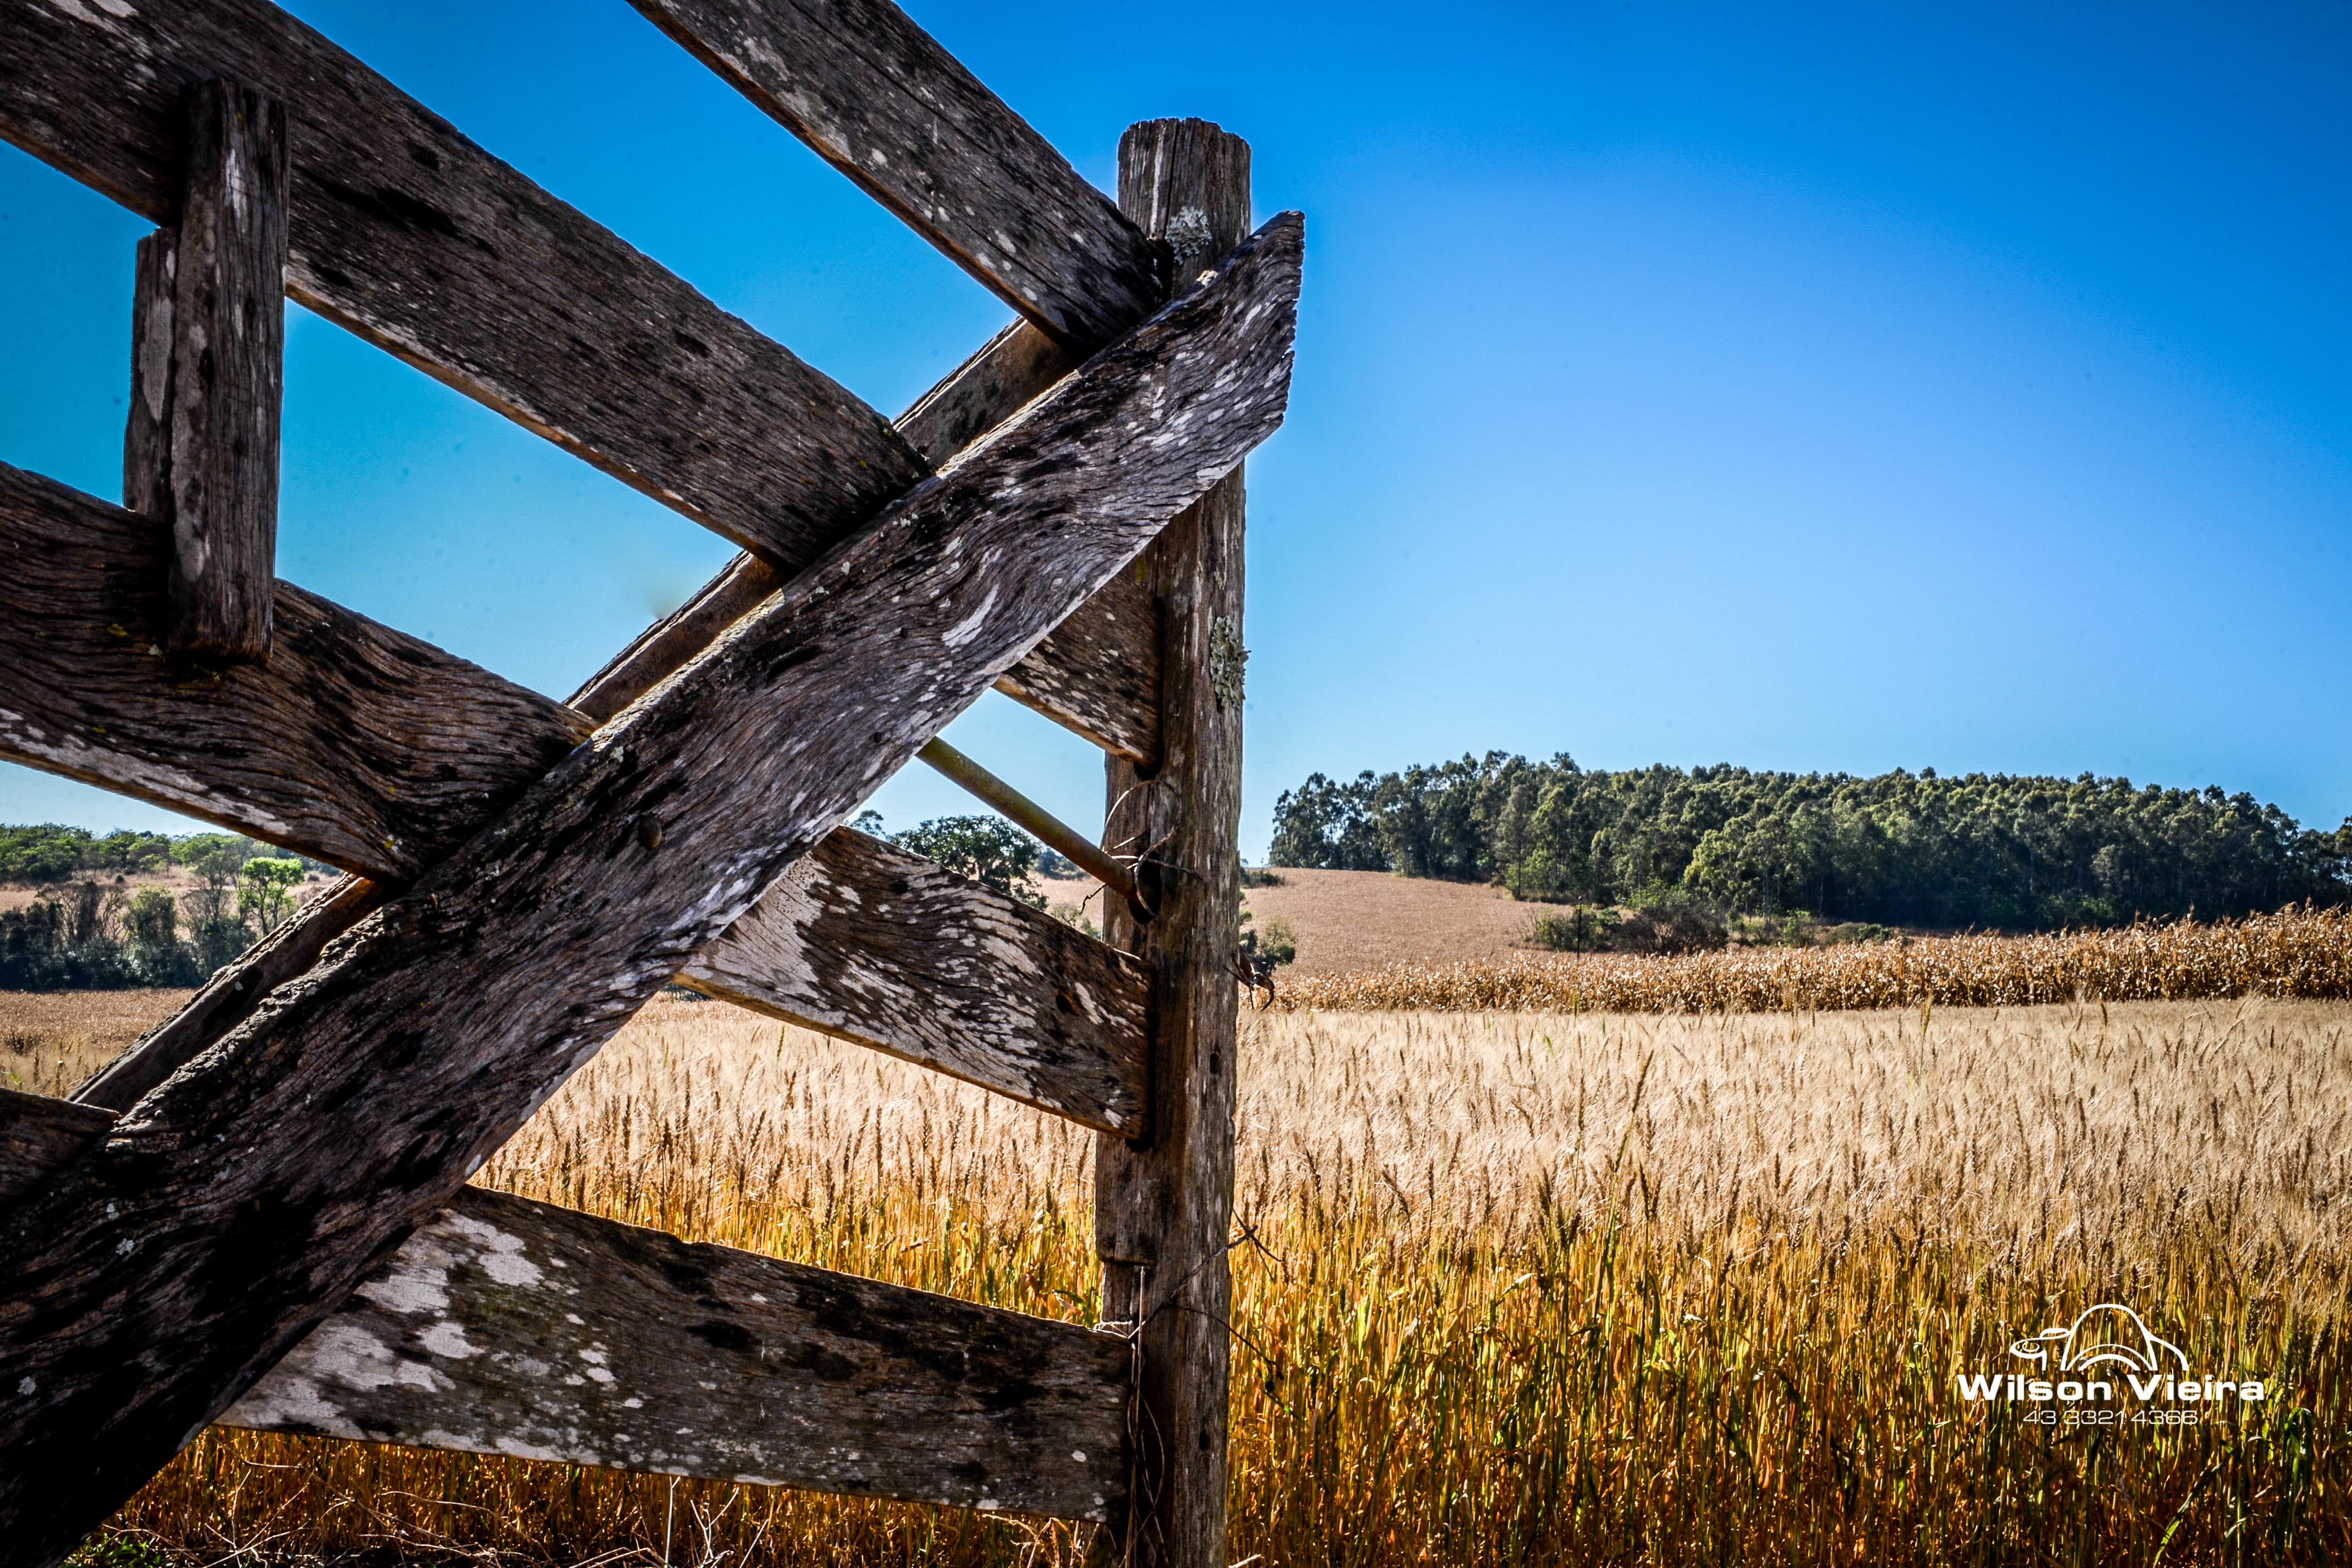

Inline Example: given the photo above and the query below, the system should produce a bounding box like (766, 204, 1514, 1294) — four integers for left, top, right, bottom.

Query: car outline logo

(2009, 1302, 2188, 1375)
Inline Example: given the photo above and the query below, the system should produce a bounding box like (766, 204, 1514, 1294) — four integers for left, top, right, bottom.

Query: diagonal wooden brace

(0, 210, 1299, 1566)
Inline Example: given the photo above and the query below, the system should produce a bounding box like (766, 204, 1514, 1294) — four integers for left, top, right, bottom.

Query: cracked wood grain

(0, 1093, 111, 1208)
(629, 0, 1161, 353)
(0, 211, 1297, 1563)
(153, 77, 290, 662)
(0, 1094, 1128, 1520)
(0, 0, 923, 567)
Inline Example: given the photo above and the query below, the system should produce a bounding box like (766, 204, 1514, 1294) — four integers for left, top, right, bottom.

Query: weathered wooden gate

(0, 3, 1299, 1564)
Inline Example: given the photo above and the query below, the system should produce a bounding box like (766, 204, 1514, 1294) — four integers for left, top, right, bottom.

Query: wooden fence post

(1096, 117, 1252, 1568)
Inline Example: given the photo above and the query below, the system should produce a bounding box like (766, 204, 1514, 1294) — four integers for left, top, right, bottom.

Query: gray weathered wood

(1093, 118, 1256, 1568)
(900, 321, 1078, 466)
(573, 318, 1089, 726)
(0, 214, 1297, 1566)
(683, 828, 1147, 1133)
(0, 1094, 1128, 1518)
(0, 460, 593, 881)
(0, 0, 924, 568)
(162, 77, 290, 662)
(227, 1189, 1132, 1520)
(999, 559, 1160, 767)
(123, 228, 175, 521)
(0, 1092, 112, 1206)
(629, 0, 1160, 352)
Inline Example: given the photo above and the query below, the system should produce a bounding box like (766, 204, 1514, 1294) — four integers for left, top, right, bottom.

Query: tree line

(1269, 756, 2352, 930)
(0, 825, 326, 989)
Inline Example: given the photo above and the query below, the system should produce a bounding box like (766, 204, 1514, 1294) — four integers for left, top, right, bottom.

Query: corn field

(33, 989, 2340, 1566)
(1280, 905, 2352, 1015)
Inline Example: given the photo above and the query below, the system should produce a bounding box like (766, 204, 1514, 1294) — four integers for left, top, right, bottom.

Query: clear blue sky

(4, 1, 2348, 862)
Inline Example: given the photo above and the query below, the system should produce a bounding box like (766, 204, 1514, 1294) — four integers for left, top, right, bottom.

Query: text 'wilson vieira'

(1953, 1303, 2265, 1404)
(1956, 1373, 2266, 1404)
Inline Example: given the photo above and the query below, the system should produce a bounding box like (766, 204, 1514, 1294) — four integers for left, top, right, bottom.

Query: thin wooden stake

(152, 76, 289, 661)
(918, 737, 1140, 911)
(1093, 117, 1255, 1568)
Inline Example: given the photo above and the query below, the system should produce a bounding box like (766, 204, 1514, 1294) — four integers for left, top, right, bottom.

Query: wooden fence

(0, 4, 1301, 1565)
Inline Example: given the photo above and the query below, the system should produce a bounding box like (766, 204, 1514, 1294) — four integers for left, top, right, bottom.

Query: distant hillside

(1271, 757, 2352, 931)
(1237, 869, 1587, 976)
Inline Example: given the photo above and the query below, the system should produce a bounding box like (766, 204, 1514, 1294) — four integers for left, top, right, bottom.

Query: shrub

(68, 1536, 175, 1568)
(1505, 850, 1583, 903)
(1731, 909, 1817, 948)
(1617, 892, 1730, 954)
(1240, 908, 1296, 969)
(1529, 905, 1618, 952)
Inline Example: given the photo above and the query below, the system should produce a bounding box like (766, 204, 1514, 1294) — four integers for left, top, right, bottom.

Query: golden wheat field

(8, 982, 2347, 1566)
(1281, 905, 2352, 1015)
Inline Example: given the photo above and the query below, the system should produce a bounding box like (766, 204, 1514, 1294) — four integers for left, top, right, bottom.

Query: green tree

(892, 815, 1045, 907)
(176, 833, 251, 924)
(125, 887, 178, 949)
(238, 856, 305, 932)
(0, 825, 97, 885)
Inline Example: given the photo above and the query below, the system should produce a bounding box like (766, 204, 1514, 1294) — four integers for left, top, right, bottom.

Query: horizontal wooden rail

(0, 460, 592, 881)
(630, 0, 1162, 354)
(0, 0, 924, 569)
(685, 829, 1146, 1129)
(0, 1089, 1128, 1520)
(0, 211, 1299, 1560)
(0, 466, 1146, 1132)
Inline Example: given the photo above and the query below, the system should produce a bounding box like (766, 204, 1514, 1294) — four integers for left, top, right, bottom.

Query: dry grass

(1238, 867, 1583, 975)
(0, 988, 2328, 1565)
(1282, 904, 2352, 1015)
(0, 987, 192, 1094)
(1040, 867, 1586, 976)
